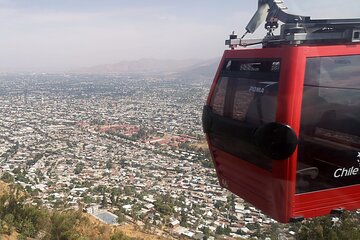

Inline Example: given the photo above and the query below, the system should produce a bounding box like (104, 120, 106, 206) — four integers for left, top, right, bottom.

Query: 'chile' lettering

(334, 167, 359, 178)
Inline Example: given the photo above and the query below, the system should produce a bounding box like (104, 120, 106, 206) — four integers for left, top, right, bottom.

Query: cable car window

(232, 83, 253, 121)
(297, 55, 360, 194)
(208, 59, 281, 171)
(305, 55, 360, 88)
(210, 77, 228, 116)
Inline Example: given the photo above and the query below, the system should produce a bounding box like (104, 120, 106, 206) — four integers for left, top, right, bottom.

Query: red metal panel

(223, 47, 286, 59)
(273, 46, 307, 222)
(293, 185, 360, 218)
(302, 44, 360, 58)
(212, 147, 275, 217)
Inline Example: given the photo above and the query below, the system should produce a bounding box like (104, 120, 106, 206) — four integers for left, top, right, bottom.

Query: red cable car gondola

(203, 0, 360, 223)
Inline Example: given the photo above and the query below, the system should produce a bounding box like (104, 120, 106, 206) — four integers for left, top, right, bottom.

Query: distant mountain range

(72, 58, 219, 83)
(169, 58, 219, 82)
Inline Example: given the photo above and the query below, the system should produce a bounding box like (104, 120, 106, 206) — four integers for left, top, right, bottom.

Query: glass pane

(305, 55, 360, 88)
(210, 77, 228, 116)
(208, 59, 280, 171)
(236, 81, 278, 124)
(297, 56, 360, 194)
(232, 80, 253, 121)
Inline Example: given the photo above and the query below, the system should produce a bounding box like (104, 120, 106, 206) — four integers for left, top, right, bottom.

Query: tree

(20, 219, 37, 237)
(106, 159, 113, 169)
(214, 201, 224, 210)
(1, 172, 14, 183)
(201, 226, 211, 239)
(116, 212, 126, 224)
(110, 191, 116, 205)
(49, 211, 84, 240)
(35, 169, 44, 181)
(101, 194, 108, 208)
(124, 186, 133, 196)
(33, 153, 43, 161)
(4, 213, 15, 227)
(143, 218, 151, 232)
(201, 159, 214, 168)
(74, 163, 85, 174)
(154, 201, 173, 216)
(93, 185, 107, 194)
(215, 226, 224, 235)
(83, 195, 93, 204)
(17, 234, 27, 240)
(215, 226, 231, 236)
(296, 212, 360, 240)
(180, 209, 188, 227)
(110, 230, 133, 240)
(0, 192, 50, 238)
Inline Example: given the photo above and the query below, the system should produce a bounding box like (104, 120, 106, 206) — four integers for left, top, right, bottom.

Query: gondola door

(293, 45, 360, 219)
(203, 47, 303, 222)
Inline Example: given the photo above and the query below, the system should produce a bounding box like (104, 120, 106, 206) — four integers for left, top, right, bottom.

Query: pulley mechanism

(226, 0, 360, 48)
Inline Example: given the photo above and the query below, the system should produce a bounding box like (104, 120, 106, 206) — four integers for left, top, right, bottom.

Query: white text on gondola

(334, 167, 359, 178)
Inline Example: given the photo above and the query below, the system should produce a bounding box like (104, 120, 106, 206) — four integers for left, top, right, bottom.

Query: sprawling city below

(0, 73, 294, 239)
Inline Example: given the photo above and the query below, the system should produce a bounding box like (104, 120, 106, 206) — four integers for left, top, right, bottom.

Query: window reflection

(297, 56, 360, 194)
(209, 60, 280, 171)
(211, 77, 228, 116)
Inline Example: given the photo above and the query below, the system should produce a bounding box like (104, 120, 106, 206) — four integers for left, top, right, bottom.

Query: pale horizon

(0, 0, 359, 72)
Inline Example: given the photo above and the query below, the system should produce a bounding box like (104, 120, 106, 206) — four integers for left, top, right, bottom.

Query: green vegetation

(215, 225, 231, 236)
(0, 172, 14, 183)
(74, 162, 85, 174)
(0, 181, 137, 240)
(154, 193, 174, 217)
(0, 184, 49, 238)
(110, 231, 136, 240)
(294, 212, 360, 240)
(262, 212, 360, 240)
(26, 153, 44, 166)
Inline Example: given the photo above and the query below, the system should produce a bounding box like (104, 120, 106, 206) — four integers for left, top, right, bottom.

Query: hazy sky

(0, 0, 359, 72)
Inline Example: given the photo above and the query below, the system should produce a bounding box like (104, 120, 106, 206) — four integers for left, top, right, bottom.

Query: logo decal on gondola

(333, 152, 360, 178)
(249, 86, 265, 94)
